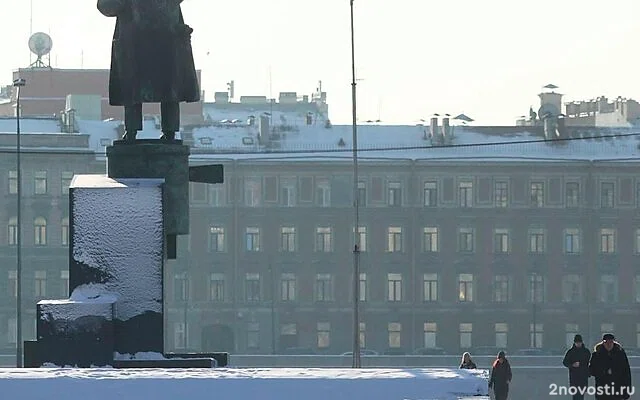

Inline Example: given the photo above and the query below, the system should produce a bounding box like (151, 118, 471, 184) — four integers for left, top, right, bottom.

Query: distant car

(412, 347, 447, 355)
(513, 348, 551, 356)
(382, 348, 406, 356)
(341, 349, 379, 356)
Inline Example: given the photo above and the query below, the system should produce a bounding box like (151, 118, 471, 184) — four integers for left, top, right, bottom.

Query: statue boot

(122, 131, 137, 142)
(160, 131, 176, 141)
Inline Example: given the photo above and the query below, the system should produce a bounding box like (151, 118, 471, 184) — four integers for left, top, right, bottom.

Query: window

(494, 181, 508, 207)
(359, 273, 367, 302)
(527, 273, 545, 303)
(281, 273, 296, 301)
(388, 182, 402, 206)
(565, 323, 579, 347)
(458, 227, 474, 252)
(244, 178, 262, 207)
(208, 226, 225, 252)
(174, 272, 188, 301)
(245, 273, 261, 302)
(315, 227, 333, 252)
(458, 274, 473, 302)
(61, 217, 69, 246)
(424, 322, 437, 348)
(387, 273, 402, 302)
(299, 177, 313, 202)
(316, 179, 331, 207)
(209, 186, 224, 207)
(8, 318, 16, 344)
(34, 171, 47, 194)
(317, 322, 331, 348)
(530, 324, 543, 348)
(494, 229, 509, 253)
(635, 229, 640, 254)
(423, 227, 438, 252)
(460, 323, 472, 349)
(209, 273, 225, 301)
(353, 226, 367, 252)
(280, 183, 296, 207)
(34, 217, 47, 245)
(564, 228, 581, 254)
(562, 275, 583, 303)
(388, 322, 402, 348)
(246, 227, 260, 251)
(601, 182, 615, 208)
(637, 323, 640, 349)
(359, 322, 366, 348)
(8, 216, 17, 246)
(424, 181, 437, 207)
(528, 228, 545, 253)
(280, 227, 296, 252)
(61, 171, 73, 195)
(598, 275, 618, 303)
(247, 322, 260, 349)
(530, 182, 544, 207)
(60, 270, 69, 297)
(423, 273, 438, 302)
(357, 181, 366, 206)
(601, 323, 614, 342)
(495, 323, 508, 349)
(174, 322, 186, 349)
(190, 183, 207, 203)
(8, 170, 17, 194)
(8, 270, 16, 298)
(600, 228, 615, 253)
(635, 275, 640, 303)
(459, 181, 473, 207)
(315, 273, 333, 301)
(387, 227, 403, 252)
(493, 275, 510, 303)
(34, 270, 46, 297)
(566, 182, 579, 207)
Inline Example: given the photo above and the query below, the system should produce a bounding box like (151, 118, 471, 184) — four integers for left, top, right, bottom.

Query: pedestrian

(562, 334, 591, 400)
(588, 333, 632, 400)
(459, 351, 477, 369)
(488, 350, 512, 400)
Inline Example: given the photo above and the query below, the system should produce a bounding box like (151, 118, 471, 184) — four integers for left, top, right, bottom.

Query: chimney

(430, 117, 438, 140)
(258, 114, 270, 144)
(306, 113, 313, 125)
(442, 117, 450, 138)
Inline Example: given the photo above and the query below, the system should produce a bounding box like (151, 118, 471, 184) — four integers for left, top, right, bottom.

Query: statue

(97, 0, 200, 142)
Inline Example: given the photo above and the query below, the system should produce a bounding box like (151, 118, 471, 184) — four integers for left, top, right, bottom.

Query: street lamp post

(13, 77, 26, 368)
(349, 0, 361, 369)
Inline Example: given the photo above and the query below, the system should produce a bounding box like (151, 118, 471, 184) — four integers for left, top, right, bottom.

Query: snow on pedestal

(68, 175, 165, 356)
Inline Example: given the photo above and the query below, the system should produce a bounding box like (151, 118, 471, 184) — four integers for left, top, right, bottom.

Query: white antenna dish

(28, 32, 53, 68)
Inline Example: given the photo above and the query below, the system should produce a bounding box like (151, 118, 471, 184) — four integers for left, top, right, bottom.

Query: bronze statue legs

(123, 102, 180, 141)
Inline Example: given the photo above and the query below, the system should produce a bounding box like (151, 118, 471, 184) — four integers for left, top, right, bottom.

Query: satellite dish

(28, 32, 53, 68)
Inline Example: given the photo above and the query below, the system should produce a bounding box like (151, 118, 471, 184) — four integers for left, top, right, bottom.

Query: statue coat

(97, 0, 200, 106)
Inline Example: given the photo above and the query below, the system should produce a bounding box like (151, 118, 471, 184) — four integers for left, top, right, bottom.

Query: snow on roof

(0, 367, 490, 399)
(0, 116, 61, 134)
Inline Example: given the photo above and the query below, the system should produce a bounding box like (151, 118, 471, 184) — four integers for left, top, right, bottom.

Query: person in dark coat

(589, 333, 632, 400)
(563, 334, 592, 400)
(488, 351, 512, 400)
(459, 351, 477, 369)
(97, 0, 200, 141)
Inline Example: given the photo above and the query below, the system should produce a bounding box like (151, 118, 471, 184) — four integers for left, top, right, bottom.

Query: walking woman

(459, 351, 477, 369)
(488, 351, 512, 400)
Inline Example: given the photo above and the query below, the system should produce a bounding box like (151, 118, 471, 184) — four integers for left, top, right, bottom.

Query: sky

(0, 366, 489, 399)
(1, 0, 639, 125)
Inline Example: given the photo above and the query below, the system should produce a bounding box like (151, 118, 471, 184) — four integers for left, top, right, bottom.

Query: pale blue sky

(2, 0, 639, 125)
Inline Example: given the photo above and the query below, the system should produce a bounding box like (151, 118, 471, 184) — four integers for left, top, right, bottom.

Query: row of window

(3, 270, 69, 299)
(207, 224, 629, 254)
(190, 176, 639, 209)
(171, 320, 640, 352)
(6, 170, 73, 196)
(4, 217, 69, 246)
(172, 272, 640, 304)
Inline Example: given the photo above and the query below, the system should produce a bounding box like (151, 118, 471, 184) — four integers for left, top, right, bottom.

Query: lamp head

(13, 78, 26, 87)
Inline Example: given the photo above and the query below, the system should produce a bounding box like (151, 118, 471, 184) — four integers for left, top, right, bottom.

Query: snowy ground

(0, 367, 489, 400)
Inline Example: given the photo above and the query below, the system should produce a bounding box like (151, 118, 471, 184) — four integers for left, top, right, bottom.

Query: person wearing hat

(562, 334, 591, 400)
(589, 333, 632, 400)
(488, 351, 512, 400)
